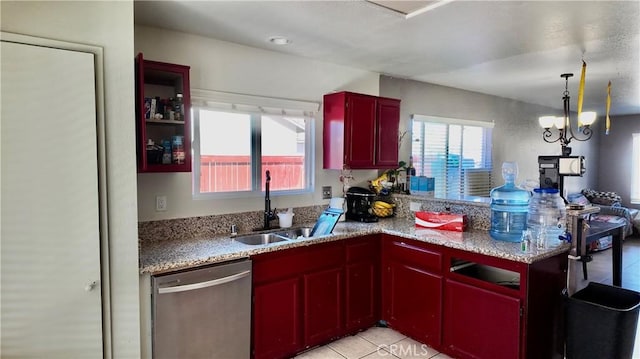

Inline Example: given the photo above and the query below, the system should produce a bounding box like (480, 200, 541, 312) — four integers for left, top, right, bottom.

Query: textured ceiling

(135, 0, 640, 116)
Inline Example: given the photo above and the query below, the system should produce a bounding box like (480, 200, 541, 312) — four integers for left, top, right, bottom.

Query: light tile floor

(296, 236, 640, 359)
(295, 326, 452, 359)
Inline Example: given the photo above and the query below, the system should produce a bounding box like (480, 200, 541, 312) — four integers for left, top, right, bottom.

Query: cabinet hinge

(520, 307, 524, 317)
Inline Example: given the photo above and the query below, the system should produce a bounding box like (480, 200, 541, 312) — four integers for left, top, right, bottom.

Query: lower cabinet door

(303, 267, 343, 348)
(385, 262, 443, 346)
(253, 277, 302, 359)
(443, 279, 521, 359)
(345, 261, 377, 332)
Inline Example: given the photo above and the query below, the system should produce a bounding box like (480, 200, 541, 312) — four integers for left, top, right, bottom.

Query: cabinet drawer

(252, 241, 343, 284)
(252, 246, 308, 284)
(305, 241, 344, 273)
(386, 239, 442, 273)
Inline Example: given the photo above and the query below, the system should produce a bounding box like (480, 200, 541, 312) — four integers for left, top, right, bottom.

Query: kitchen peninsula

(139, 214, 569, 359)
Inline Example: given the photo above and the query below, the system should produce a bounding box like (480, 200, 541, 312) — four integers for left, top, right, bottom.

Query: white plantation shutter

(632, 133, 640, 204)
(411, 115, 494, 198)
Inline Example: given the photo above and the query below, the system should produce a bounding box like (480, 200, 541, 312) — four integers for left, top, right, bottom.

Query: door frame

(0, 31, 111, 358)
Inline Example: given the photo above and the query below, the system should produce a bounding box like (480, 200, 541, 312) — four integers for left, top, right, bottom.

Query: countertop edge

(140, 220, 569, 275)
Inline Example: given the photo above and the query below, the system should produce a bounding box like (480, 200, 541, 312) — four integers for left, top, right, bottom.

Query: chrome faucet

(263, 170, 277, 230)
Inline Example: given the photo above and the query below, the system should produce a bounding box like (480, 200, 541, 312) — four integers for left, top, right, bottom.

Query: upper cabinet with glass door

(135, 53, 191, 172)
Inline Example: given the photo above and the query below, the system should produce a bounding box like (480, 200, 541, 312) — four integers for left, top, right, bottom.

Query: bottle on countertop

(489, 161, 530, 242)
(405, 155, 416, 194)
(521, 229, 532, 252)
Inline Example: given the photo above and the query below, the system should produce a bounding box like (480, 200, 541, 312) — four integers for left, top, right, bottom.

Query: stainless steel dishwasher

(152, 259, 252, 359)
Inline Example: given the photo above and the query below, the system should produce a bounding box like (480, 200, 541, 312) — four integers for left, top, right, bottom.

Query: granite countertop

(139, 218, 570, 275)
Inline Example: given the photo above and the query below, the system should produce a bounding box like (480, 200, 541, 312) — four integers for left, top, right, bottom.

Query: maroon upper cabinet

(135, 53, 192, 173)
(375, 97, 401, 168)
(323, 91, 400, 169)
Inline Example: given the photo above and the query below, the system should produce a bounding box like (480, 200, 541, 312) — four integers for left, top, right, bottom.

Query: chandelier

(539, 65, 597, 156)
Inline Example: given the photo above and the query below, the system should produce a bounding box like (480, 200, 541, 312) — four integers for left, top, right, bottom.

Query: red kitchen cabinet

(440, 248, 567, 359)
(252, 246, 307, 359)
(253, 278, 302, 359)
(443, 279, 521, 359)
(345, 236, 380, 333)
(385, 262, 443, 345)
(323, 91, 400, 169)
(382, 236, 443, 347)
(443, 251, 524, 359)
(251, 241, 345, 358)
(301, 241, 344, 348)
(135, 53, 191, 173)
(303, 267, 342, 347)
(251, 234, 567, 359)
(375, 97, 402, 168)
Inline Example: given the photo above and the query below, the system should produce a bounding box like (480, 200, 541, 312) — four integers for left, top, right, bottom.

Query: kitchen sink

(234, 227, 315, 245)
(234, 233, 289, 245)
(273, 227, 313, 240)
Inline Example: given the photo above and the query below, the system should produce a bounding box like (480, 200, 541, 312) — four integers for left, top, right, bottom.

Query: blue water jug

(490, 162, 530, 242)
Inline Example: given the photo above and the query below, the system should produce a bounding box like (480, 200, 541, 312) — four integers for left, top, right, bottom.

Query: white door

(1, 40, 103, 357)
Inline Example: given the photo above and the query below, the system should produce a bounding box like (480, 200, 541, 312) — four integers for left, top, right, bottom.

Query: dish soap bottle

(489, 161, 530, 242)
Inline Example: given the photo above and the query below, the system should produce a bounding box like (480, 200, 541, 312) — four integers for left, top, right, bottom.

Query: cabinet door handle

(158, 270, 251, 294)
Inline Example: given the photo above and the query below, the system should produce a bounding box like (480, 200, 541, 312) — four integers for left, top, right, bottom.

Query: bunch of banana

(369, 172, 393, 194)
(370, 172, 388, 194)
(372, 201, 395, 217)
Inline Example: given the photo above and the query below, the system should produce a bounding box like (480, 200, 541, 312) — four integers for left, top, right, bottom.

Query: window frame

(190, 89, 318, 200)
(410, 114, 494, 198)
(631, 133, 640, 204)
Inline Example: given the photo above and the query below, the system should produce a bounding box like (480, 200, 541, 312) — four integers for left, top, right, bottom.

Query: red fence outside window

(200, 155, 305, 192)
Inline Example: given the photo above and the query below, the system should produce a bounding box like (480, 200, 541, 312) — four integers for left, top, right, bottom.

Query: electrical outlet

(409, 201, 422, 212)
(322, 186, 332, 199)
(156, 195, 167, 212)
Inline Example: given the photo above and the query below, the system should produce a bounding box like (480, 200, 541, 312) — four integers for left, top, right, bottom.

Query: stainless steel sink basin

(273, 227, 313, 240)
(234, 233, 289, 245)
(233, 227, 315, 245)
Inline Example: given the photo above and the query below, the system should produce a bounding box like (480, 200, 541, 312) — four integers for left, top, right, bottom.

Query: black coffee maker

(345, 187, 378, 222)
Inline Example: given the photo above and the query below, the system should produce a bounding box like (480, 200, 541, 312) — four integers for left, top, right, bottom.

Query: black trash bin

(565, 282, 640, 359)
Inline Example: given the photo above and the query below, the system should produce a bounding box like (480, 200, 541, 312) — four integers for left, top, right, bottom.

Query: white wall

(1, 2, 140, 357)
(380, 76, 599, 196)
(135, 25, 381, 221)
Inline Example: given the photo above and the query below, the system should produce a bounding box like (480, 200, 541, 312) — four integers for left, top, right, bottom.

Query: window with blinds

(632, 133, 640, 204)
(411, 115, 494, 198)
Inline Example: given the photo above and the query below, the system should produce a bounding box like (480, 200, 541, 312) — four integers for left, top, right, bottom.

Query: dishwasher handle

(157, 270, 251, 294)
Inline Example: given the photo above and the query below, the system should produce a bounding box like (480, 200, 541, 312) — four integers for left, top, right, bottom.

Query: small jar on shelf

(174, 93, 183, 121)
